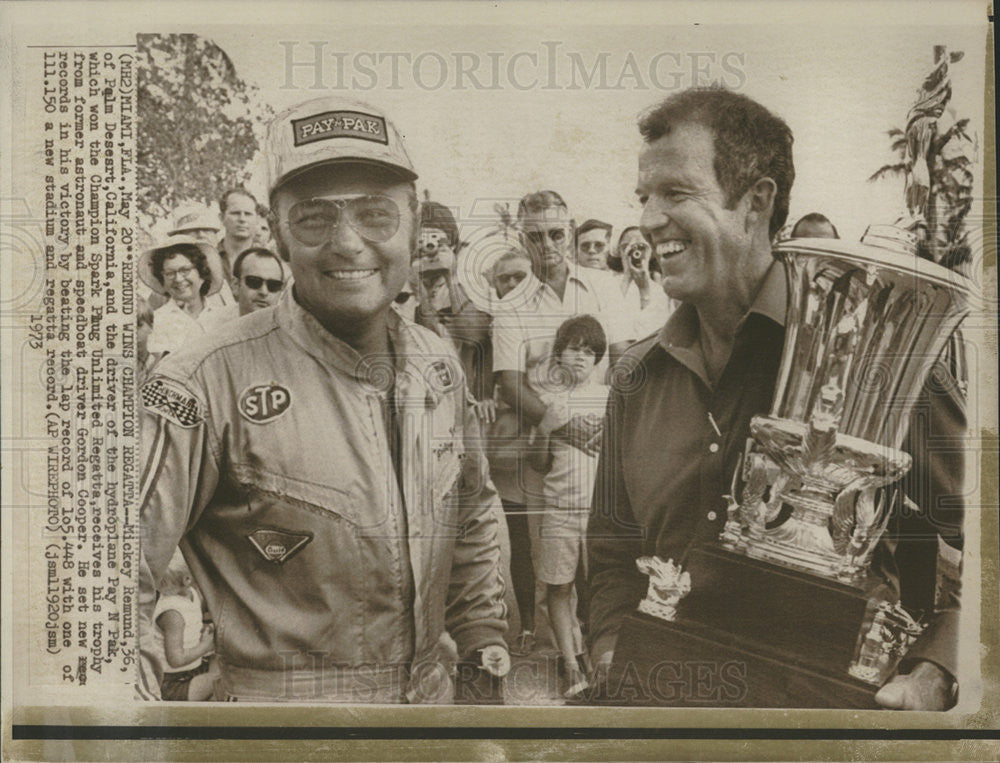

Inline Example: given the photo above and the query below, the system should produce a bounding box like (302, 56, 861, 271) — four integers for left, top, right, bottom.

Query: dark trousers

(501, 499, 535, 630)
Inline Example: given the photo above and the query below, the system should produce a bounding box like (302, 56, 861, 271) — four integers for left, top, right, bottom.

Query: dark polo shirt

(588, 261, 963, 679)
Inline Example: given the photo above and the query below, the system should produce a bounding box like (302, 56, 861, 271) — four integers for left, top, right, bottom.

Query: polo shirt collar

(746, 258, 788, 328)
(652, 259, 787, 384)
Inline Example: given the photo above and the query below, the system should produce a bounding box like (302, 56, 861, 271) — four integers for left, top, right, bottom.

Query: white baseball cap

(265, 96, 417, 196)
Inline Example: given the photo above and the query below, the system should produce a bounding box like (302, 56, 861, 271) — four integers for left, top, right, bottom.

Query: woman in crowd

(608, 226, 675, 339)
(139, 236, 237, 358)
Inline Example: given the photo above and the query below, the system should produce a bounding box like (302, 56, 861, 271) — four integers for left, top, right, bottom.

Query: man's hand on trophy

(875, 660, 956, 710)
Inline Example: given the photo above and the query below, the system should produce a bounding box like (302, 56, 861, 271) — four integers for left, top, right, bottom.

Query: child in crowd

(527, 315, 610, 699)
(153, 560, 218, 701)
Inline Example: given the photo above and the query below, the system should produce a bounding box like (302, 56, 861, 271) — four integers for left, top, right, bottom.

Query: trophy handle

(831, 487, 897, 582)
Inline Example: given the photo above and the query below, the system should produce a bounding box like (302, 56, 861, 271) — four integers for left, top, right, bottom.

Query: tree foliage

(137, 34, 272, 229)
(868, 49, 975, 270)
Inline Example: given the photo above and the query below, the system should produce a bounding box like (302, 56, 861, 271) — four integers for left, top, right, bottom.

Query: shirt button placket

(704, 409, 724, 530)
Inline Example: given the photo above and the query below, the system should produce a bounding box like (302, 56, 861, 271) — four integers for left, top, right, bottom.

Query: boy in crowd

(527, 315, 610, 699)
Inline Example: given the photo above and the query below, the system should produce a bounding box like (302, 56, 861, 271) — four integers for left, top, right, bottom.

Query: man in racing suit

(139, 96, 509, 702)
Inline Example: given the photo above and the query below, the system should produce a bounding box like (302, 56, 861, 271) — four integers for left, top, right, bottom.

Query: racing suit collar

(275, 288, 441, 406)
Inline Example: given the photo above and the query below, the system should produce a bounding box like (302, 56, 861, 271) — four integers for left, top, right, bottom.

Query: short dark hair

(791, 212, 839, 239)
(516, 190, 568, 223)
(638, 87, 795, 238)
(552, 314, 607, 365)
(150, 243, 213, 296)
(219, 187, 258, 214)
(233, 247, 284, 279)
(575, 218, 612, 246)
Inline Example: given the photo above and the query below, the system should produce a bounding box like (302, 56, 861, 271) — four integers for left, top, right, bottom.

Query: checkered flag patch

(140, 378, 204, 428)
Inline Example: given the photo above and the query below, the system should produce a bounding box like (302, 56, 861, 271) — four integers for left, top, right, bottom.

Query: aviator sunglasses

(284, 195, 401, 245)
(579, 240, 607, 254)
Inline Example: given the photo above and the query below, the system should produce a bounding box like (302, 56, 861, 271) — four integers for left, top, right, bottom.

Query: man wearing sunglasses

(493, 191, 632, 460)
(574, 219, 613, 271)
(140, 96, 509, 703)
(231, 247, 286, 316)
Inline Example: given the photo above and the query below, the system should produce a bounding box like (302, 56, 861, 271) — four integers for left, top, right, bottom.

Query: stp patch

(247, 529, 312, 564)
(239, 383, 291, 424)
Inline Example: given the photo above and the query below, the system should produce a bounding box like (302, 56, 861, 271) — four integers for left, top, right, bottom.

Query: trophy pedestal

(601, 545, 882, 708)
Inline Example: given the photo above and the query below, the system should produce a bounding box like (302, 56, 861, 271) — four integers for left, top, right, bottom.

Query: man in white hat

(168, 205, 221, 243)
(139, 97, 510, 703)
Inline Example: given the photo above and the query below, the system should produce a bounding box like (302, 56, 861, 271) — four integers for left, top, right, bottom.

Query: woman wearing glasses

(139, 237, 237, 357)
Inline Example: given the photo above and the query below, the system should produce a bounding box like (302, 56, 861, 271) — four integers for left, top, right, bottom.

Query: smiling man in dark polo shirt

(587, 87, 962, 710)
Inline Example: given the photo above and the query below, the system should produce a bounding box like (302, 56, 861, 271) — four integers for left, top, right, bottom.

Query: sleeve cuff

(899, 608, 960, 682)
(454, 625, 507, 660)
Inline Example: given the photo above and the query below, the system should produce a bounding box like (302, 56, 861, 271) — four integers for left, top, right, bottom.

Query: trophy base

(600, 612, 879, 708)
(601, 544, 891, 708)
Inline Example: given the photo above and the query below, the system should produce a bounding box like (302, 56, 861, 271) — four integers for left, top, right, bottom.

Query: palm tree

(868, 48, 974, 271)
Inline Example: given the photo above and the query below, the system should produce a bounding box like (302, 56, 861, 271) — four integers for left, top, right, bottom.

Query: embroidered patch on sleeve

(425, 359, 459, 394)
(247, 529, 313, 564)
(140, 378, 205, 428)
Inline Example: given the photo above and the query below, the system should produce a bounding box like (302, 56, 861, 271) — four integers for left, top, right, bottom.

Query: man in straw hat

(168, 205, 221, 243)
(139, 97, 509, 703)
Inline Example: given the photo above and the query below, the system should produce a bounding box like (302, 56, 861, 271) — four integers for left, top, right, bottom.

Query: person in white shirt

(153, 560, 218, 701)
(493, 191, 631, 457)
(217, 188, 258, 278)
(139, 236, 238, 357)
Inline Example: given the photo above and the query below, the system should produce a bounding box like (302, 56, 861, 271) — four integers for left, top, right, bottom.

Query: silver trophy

(713, 225, 973, 682)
